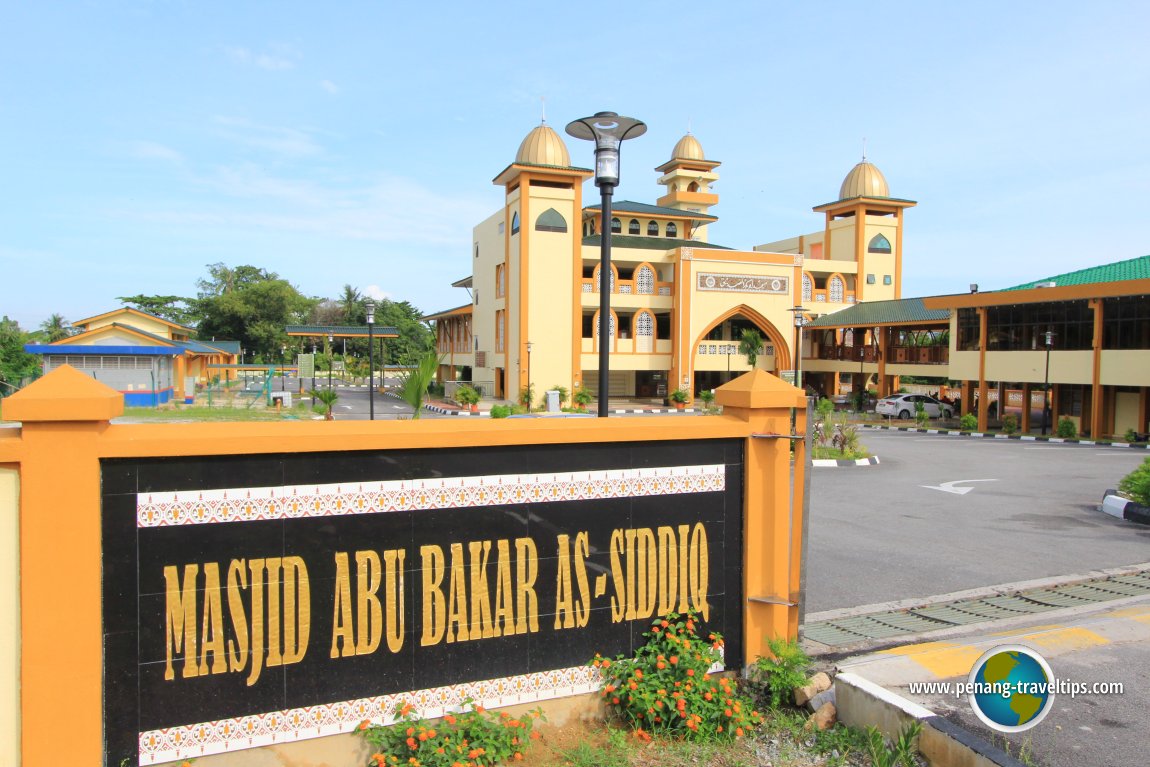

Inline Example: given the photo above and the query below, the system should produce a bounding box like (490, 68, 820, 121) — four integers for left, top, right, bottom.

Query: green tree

(339, 284, 363, 324)
(0, 317, 39, 396)
(117, 295, 198, 327)
(37, 313, 74, 342)
(739, 328, 764, 368)
(195, 264, 318, 362)
(373, 298, 434, 366)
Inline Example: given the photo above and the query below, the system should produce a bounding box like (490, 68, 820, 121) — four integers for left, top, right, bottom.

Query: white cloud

(212, 116, 323, 157)
(226, 46, 296, 71)
(320, 79, 340, 95)
(363, 285, 390, 300)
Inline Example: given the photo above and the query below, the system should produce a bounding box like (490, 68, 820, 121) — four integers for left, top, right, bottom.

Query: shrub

(914, 400, 929, 428)
(518, 384, 535, 409)
(1125, 428, 1140, 444)
(1002, 414, 1018, 435)
(357, 699, 543, 767)
(489, 404, 513, 419)
(573, 388, 593, 408)
(591, 611, 763, 741)
(455, 384, 480, 407)
(960, 413, 977, 431)
(816, 397, 835, 421)
(1057, 417, 1078, 439)
(1119, 457, 1150, 507)
(750, 637, 811, 709)
(697, 389, 716, 409)
(669, 388, 689, 404)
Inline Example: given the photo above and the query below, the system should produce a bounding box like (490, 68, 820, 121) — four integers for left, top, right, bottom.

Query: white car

(875, 393, 953, 420)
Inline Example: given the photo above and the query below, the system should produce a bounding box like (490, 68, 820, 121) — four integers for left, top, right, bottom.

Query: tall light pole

(280, 344, 286, 392)
(525, 341, 533, 409)
(566, 111, 646, 417)
(1041, 329, 1054, 435)
(366, 299, 376, 421)
(789, 305, 808, 392)
(327, 332, 334, 391)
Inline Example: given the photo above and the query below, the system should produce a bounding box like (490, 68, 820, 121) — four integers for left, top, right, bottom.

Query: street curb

(835, 672, 1027, 767)
(812, 456, 881, 468)
(863, 424, 1149, 448)
(421, 403, 700, 417)
(1100, 490, 1150, 525)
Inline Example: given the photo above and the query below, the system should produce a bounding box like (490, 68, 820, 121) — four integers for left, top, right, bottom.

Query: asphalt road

(806, 430, 1150, 613)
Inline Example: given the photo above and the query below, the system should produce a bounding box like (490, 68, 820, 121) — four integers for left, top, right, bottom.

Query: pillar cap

(713, 369, 805, 410)
(0, 365, 124, 422)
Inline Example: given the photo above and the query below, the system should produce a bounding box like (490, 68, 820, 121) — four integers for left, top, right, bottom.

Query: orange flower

(634, 669, 643, 680)
(437, 748, 445, 755)
(629, 682, 638, 691)
(418, 732, 429, 741)
(736, 727, 744, 737)
(530, 731, 541, 740)
(724, 708, 733, 717)
(704, 692, 712, 701)
(669, 656, 679, 665)
(445, 715, 457, 725)
(661, 619, 669, 627)
(400, 703, 414, 717)
(427, 729, 437, 738)
(601, 659, 611, 668)
(687, 669, 695, 677)
(514, 751, 524, 760)
(474, 705, 485, 714)
(611, 696, 620, 705)
(656, 661, 666, 670)
(371, 754, 385, 765)
(406, 726, 416, 736)
(406, 737, 417, 749)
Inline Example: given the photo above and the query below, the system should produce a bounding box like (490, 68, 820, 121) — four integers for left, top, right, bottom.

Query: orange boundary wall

(0, 365, 806, 766)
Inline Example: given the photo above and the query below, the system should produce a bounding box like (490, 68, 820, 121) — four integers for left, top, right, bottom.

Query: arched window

(636, 265, 655, 294)
(628, 219, 640, 235)
(611, 217, 621, 234)
(511, 212, 520, 235)
(474, 244, 479, 259)
(802, 273, 812, 302)
(589, 218, 596, 235)
(594, 264, 615, 293)
(868, 233, 892, 253)
(829, 275, 845, 302)
(665, 222, 677, 238)
(594, 310, 616, 351)
(534, 208, 567, 232)
(647, 221, 659, 236)
(635, 311, 654, 353)
(688, 181, 699, 192)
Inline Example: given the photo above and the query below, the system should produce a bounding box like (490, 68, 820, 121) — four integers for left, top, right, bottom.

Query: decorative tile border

(139, 664, 604, 765)
(138, 464, 725, 527)
(138, 653, 727, 765)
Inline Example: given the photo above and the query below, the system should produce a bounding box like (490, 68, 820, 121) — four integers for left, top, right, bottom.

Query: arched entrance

(690, 305, 791, 393)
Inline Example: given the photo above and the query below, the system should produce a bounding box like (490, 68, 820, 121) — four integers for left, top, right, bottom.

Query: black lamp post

(327, 332, 334, 391)
(280, 344, 286, 391)
(366, 299, 376, 421)
(566, 111, 646, 417)
(789, 305, 808, 391)
(526, 341, 533, 408)
(1041, 329, 1054, 435)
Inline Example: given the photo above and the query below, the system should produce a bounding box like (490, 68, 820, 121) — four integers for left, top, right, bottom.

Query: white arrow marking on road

(919, 479, 998, 495)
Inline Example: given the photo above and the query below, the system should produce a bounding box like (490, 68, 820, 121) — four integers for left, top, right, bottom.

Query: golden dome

(671, 133, 705, 161)
(839, 160, 889, 199)
(515, 123, 571, 167)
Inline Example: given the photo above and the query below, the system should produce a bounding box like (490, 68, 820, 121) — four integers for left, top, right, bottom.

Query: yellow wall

(84, 313, 174, 338)
(72, 328, 168, 347)
(525, 185, 578, 395)
(1100, 351, 1150, 386)
(1115, 392, 1140, 434)
(0, 466, 18, 766)
(472, 208, 507, 388)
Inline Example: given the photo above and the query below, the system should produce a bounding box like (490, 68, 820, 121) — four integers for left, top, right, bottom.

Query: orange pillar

(977, 308, 989, 432)
(1020, 383, 1032, 433)
(0, 366, 123, 766)
(714, 370, 807, 656)
(1090, 299, 1104, 438)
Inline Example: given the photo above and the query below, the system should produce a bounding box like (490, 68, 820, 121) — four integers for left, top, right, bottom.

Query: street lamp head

(789, 305, 808, 327)
(565, 112, 646, 188)
(1044, 329, 1055, 347)
(328, 333, 334, 344)
(526, 341, 533, 354)
(364, 298, 376, 325)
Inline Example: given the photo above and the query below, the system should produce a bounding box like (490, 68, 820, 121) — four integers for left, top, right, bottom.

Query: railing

(445, 380, 494, 399)
(581, 278, 674, 296)
(816, 345, 948, 364)
(806, 289, 856, 304)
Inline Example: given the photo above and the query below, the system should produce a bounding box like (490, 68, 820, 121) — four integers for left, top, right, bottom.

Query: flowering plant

(357, 699, 544, 767)
(590, 611, 763, 741)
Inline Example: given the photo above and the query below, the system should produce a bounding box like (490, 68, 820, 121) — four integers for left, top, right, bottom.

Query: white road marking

(920, 479, 999, 495)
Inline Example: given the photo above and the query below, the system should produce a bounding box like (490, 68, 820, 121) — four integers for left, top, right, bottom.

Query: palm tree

(397, 348, 441, 419)
(339, 285, 362, 323)
(39, 314, 72, 342)
(739, 328, 764, 368)
(309, 388, 339, 420)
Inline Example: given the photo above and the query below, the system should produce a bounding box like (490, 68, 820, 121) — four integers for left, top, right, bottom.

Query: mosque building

(424, 120, 912, 403)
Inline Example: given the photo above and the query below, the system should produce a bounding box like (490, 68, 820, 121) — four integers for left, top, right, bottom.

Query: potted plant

(573, 388, 593, 412)
(669, 388, 689, 410)
(455, 384, 481, 413)
(697, 389, 715, 411)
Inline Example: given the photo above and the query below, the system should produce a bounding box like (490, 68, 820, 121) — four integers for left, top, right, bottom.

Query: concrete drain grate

(803, 570, 1150, 647)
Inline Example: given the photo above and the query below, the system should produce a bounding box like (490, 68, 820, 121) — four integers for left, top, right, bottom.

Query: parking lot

(805, 429, 1150, 613)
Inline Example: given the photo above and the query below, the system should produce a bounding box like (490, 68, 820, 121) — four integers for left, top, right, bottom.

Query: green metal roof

(1004, 255, 1150, 291)
(584, 200, 718, 221)
(805, 297, 949, 328)
(580, 235, 732, 251)
(285, 324, 399, 337)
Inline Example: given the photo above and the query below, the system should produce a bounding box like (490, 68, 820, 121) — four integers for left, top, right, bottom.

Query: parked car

(875, 393, 953, 419)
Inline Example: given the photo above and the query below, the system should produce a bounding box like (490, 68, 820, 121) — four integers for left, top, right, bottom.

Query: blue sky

(2, 1, 1148, 331)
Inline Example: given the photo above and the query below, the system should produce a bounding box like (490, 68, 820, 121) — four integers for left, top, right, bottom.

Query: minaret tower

(655, 132, 720, 242)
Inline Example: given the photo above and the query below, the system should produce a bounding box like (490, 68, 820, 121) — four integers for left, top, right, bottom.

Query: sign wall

(101, 438, 745, 765)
